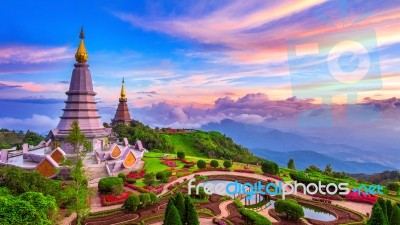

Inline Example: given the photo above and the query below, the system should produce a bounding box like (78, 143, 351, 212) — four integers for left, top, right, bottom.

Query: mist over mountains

(201, 119, 398, 174)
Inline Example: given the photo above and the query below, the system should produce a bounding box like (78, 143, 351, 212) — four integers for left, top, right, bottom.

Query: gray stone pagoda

(50, 28, 109, 152)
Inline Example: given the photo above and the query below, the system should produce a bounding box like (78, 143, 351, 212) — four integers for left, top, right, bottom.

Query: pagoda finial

(79, 26, 85, 39)
(120, 78, 127, 100)
(75, 27, 88, 63)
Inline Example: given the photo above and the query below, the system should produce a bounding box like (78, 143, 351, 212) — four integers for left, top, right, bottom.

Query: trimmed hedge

(238, 208, 272, 225)
(274, 199, 304, 221)
(98, 177, 123, 194)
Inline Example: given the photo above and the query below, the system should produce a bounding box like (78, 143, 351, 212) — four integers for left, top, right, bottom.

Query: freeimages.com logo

(287, 3, 381, 127)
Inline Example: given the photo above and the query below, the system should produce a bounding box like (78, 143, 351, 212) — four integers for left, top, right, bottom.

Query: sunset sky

(0, 0, 399, 134)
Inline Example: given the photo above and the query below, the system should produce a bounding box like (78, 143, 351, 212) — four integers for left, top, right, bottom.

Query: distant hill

(350, 170, 400, 184)
(201, 119, 399, 172)
(250, 149, 395, 174)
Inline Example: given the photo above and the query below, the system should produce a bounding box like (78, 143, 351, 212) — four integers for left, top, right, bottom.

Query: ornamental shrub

(197, 160, 206, 169)
(210, 160, 219, 168)
(177, 151, 185, 159)
(238, 208, 271, 225)
(156, 171, 165, 181)
(223, 160, 232, 169)
(149, 192, 158, 204)
(118, 173, 127, 182)
(126, 178, 136, 184)
(139, 193, 151, 207)
(274, 199, 304, 221)
(123, 194, 140, 212)
(98, 177, 123, 194)
(261, 161, 279, 175)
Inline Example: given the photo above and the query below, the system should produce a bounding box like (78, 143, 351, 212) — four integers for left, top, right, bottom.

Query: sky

(0, 0, 399, 150)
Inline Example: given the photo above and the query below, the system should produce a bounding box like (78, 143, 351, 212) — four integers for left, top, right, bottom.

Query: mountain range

(201, 119, 397, 174)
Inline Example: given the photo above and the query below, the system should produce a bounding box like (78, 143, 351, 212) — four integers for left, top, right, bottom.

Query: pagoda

(112, 78, 132, 125)
(50, 28, 109, 152)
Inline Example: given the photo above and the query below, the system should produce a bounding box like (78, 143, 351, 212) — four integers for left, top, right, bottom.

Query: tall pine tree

(164, 198, 175, 223)
(174, 192, 186, 224)
(368, 203, 387, 225)
(287, 158, 296, 170)
(377, 198, 388, 224)
(185, 196, 200, 225)
(163, 204, 182, 225)
(391, 205, 400, 225)
(386, 199, 393, 224)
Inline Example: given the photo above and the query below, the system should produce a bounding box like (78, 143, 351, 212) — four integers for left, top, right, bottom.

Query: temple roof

(112, 78, 131, 124)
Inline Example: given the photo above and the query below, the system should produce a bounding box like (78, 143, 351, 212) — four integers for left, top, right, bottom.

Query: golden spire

(75, 27, 88, 63)
(120, 78, 127, 100)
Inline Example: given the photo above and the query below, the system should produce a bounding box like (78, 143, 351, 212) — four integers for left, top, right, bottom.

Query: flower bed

(234, 169, 254, 173)
(167, 176, 178, 183)
(264, 173, 283, 181)
(195, 168, 230, 172)
(162, 159, 177, 167)
(100, 191, 130, 206)
(144, 184, 164, 194)
(127, 169, 146, 179)
(311, 193, 342, 201)
(124, 182, 164, 194)
(343, 191, 379, 205)
(181, 159, 196, 165)
(124, 183, 151, 193)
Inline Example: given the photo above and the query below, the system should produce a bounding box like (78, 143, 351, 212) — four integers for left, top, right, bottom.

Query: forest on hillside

(112, 120, 262, 164)
(0, 129, 43, 149)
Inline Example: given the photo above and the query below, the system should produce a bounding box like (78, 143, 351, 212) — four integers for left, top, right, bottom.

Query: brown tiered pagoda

(112, 78, 132, 125)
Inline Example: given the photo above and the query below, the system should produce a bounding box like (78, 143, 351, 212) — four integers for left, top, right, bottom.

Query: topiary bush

(123, 194, 140, 212)
(177, 151, 185, 159)
(118, 173, 127, 182)
(156, 171, 166, 181)
(223, 160, 232, 169)
(126, 178, 136, 184)
(274, 199, 304, 221)
(261, 161, 279, 175)
(210, 160, 219, 168)
(139, 193, 151, 207)
(98, 177, 123, 194)
(197, 160, 206, 169)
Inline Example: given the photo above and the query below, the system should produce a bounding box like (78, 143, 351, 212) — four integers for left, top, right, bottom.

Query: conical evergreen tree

(185, 196, 200, 225)
(164, 197, 175, 223)
(368, 203, 387, 225)
(391, 205, 400, 225)
(174, 192, 186, 224)
(386, 199, 393, 224)
(163, 204, 182, 225)
(378, 198, 388, 224)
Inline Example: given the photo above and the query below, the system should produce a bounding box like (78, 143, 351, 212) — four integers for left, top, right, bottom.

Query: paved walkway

(217, 200, 233, 218)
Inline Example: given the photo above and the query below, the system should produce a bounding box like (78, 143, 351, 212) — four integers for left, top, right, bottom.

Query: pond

(202, 180, 336, 222)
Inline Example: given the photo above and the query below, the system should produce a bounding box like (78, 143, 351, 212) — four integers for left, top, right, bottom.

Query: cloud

(0, 45, 72, 64)
(0, 83, 21, 90)
(132, 93, 316, 128)
(0, 97, 64, 104)
(0, 114, 58, 132)
(137, 91, 158, 95)
(0, 80, 67, 92)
